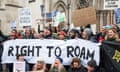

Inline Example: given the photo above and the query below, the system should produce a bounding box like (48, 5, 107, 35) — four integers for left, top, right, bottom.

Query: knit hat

(37, 57, 44, 63)
(70, 29, 79, 34)
(104, 25, 112, 29)
(58, 31, 66, 36)
(87, 59, 97, 68)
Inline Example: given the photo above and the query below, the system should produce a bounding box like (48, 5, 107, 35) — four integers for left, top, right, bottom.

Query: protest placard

(72, 7, 97, 27)
(114, 8, 120, 24)
(104, 0, 120, 10)
(18, 7, 32, 27)
(13, 61, 25, 72)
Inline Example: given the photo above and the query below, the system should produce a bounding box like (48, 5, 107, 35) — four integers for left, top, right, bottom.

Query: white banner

(2, 39, 100, 66)
(18, 7, 32, 27)
(104, 0, 120, 10)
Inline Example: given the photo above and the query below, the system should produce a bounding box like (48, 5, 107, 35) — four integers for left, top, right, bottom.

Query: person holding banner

(69, 29, 80, 39)
(0, 30, 8, 71)
(6, 29, 18, 72)
(49, 57, 66, 72)
(9, 29, 17, 40)
(23, 27, 34, 39)
(57, 31, 67, 40)
(80, 30, 91, 40)
(68, 58, 86, 72)
(43, 28, 53, 39)
(111, 24, 120, 38)
(104, 28, 120, 42)
(94, 26, 106, 43)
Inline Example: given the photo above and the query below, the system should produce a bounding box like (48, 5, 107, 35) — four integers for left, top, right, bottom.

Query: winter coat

(68, 65, 87, 72)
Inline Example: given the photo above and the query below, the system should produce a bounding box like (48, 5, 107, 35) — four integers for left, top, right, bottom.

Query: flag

(101, 41, 120, 72)
(114, 8, 120, 24)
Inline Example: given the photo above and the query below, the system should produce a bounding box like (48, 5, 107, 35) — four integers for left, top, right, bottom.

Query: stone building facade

(50, 0, 116, 32)
(0, 0, 117, 35)
(0, 0, 26, 35)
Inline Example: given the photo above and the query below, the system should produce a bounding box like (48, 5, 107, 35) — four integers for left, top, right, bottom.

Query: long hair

(50, 58, 64, 72)
(70, 58, 81, 68)
(105, 28, 120, 41)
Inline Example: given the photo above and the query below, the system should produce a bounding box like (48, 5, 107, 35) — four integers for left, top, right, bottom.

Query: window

(57, 5, 65, 12)
(29, 0, 36, 3)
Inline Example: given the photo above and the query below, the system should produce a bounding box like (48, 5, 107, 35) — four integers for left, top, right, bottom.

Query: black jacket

(68, 65, 87, 72)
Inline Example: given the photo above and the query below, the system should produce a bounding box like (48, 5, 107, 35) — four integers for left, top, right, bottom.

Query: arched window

(54, 1, 67, 13)
(56, 4, 65, 13)
(76, 0, 89, 9)
(53, 1, 67, 31)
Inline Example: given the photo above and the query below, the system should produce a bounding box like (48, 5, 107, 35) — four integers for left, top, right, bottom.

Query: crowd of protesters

(0, 24, 120, 72)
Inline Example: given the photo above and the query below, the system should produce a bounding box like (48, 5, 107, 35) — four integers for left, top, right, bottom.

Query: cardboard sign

(72, 7, 97, 27)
